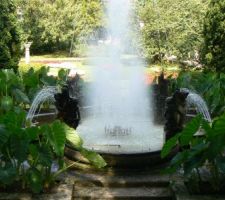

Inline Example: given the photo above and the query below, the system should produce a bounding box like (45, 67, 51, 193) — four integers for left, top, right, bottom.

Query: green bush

(201, 0, 225, 72)
(0, 67, 106, 193)
(137, 0, 208, 63)
(0, 109, 106, 193)
(169, 71, 225, 117)
(19, 63, 47, 73)
(0, 0, 21, 71)
(162, 114, 225, 191)
(0, 67, 68, 108)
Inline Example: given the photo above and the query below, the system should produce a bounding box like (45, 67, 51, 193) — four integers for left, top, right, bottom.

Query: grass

(145, 63, 180, 74)
(19, 53, 181, 81)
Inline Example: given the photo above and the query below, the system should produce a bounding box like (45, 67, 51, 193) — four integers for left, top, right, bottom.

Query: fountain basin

(66, 119, 171, 168)
(31, 113, 175, 168)
(64, 145, 176, 168)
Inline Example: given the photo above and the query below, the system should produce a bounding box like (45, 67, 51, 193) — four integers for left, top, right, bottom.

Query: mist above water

(77, 0, 164, 153)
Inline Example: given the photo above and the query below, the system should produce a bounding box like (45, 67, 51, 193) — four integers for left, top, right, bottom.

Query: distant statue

(164, 89, 189, 140)
(54, 74, 81, 129)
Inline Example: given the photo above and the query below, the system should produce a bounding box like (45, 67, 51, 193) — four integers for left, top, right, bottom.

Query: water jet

(27, 0, 211, 168)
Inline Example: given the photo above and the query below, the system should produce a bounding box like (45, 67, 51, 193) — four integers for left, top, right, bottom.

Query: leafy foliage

(162, 114, 225, 191)
(169, 71, 225, 117)
(65, 125, 107, 168)
(42, 122, 66, 157)
(201, 0, 225, 72)
(17, 0, 104, 54)
(0, 67, 106, 193)
(0, 109, 66, 193)
(0, 67, 68, 113)
(0, 0, 21, 71)
(136, 0, 209, 62)
(0, 111, 106, 193)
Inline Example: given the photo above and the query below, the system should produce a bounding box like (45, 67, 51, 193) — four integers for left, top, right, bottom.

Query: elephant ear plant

(0, 67, 106, 193)
(161, 113, 225, 193)
(0, 109, 106, 193)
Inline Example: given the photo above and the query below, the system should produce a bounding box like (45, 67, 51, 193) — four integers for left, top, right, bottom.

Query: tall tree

(201, 0, 225, 72)
(136, 0, 209, 63)
(18, 0, 104, 54)
(0, 0, 21, 70)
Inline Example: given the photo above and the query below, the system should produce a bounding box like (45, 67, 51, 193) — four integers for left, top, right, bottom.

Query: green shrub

(0, 0, 21, 71)
(0, 67, 106, 193)
(19, 63, 47, 73)
(169, 71, 225, 117)
(201, 0, 225, 72)
(162, 114, 225, 191)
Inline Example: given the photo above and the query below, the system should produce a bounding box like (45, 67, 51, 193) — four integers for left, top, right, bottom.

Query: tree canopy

(15, 0, 212, 62)
(18, 0, 104, 54)
(136, 0, 209, 62)
(0, 0, 21, 70)
(201, 0, 225, 72)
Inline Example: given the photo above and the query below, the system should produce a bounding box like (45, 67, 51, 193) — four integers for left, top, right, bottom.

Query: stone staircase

(69, 167, 174, 199)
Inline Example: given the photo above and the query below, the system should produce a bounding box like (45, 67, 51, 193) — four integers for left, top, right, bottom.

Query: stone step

(73, 185, 173, 200)
(69, 170, 170, 187)
(73, 177, 169, 188)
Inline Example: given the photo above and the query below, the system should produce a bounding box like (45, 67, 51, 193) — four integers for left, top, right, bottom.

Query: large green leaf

(58, 69, 68, 81)
(0, 124, 9, 148)
(26, 168, 43, 193)
(161, 133, 180, 158)
(29, 144, 39, 163)
(212, 113, 225, 136)
(22, 68, 39, 88)
(64, 125, 106, 168)
(207, 134, 225, 160)
(65, 127, 83, 149)
(40, 76, 57, 86)
(0, 166, 17, 185)
(183, 143, 208, 175)
(0, 96, 13, 111)
(12, 88, 30, 104)
(0, 110, 26, 130)
(179, 115, 202, 146)
(10, 132, 29, 163)
(37, 145, 53, 167)
(25, 126, 39, 141)
(39, 67, 56, 86)
(42, 121, 66, 156)
(183, 154, 204, 176)
(29, 144, 53, 167)
(80, 148, 107, 168)
(164, 151, 188, 174)
(202, 119, 212, 137)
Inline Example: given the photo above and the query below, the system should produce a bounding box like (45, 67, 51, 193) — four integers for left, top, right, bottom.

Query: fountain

(26, 0, 212, 167)
(76, 0, 164, 159)
(180, 88, 212, 122)
(26, 86, 57, 122)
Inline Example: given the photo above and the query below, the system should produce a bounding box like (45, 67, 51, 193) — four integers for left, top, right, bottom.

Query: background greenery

(0, 0, 21, 71)
(201, 0, 225, 72)
(136, 0, 209, 62)
(168, 71, 225, 117)
(0, 68, 106, 193)
(13, 0, 210, 62)
(16, 0, 104, 55)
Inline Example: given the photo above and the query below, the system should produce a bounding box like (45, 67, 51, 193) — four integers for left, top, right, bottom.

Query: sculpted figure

(164, 89, 189, 140)
(54, 74, 81, 129)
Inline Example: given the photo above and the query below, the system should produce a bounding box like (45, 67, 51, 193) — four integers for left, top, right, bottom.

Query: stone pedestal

(24, 42, 32, 64)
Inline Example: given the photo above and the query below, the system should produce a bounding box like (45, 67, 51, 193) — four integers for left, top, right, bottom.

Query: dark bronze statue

(54, 74, 81, 129)
(164, 89, 189, 140)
